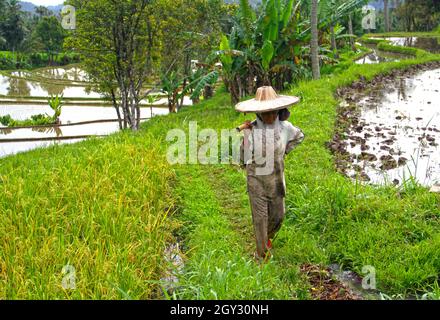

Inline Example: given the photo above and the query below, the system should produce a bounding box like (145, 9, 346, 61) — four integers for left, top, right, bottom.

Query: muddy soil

(301, 264, 362, 300)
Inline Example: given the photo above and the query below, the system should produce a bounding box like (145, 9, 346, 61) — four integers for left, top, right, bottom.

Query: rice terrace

(0, 0, 440, 306)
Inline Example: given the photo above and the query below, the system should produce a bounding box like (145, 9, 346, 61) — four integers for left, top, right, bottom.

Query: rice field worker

(236, 86, 305, 261)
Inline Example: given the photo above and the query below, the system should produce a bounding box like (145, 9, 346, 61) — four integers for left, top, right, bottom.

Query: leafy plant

(47, 94, 63, 122)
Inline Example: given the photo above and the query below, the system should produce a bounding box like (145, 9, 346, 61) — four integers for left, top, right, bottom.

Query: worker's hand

(237, 120, 254, 132)
(243, 120, 254, 129)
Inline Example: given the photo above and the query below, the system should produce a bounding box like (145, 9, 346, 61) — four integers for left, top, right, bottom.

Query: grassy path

(172, 164, 309, 299)
(202, 166, 254, 253)
(164, 43, 440, 299)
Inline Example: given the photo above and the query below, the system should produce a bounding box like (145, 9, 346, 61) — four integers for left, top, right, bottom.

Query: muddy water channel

(332, 62, 440, 187)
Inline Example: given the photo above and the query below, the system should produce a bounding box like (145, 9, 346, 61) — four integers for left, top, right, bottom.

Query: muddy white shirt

(242, 118, 305, 198)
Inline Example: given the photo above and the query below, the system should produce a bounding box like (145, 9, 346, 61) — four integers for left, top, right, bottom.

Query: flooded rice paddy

(0, 105, 169, 158)
(355, 44, 407, 65)
(0, 64, 174, 158)
(371, 37, 440, 53)
(357, 37, 440, 65)
(332, 62, 440, 187)
(0, 73, 101, 98)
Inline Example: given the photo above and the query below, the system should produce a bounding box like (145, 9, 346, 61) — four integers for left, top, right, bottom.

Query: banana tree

(47, 94, 63, 125)
(218, 0, 306, 103)
(317, 0, 369, 57)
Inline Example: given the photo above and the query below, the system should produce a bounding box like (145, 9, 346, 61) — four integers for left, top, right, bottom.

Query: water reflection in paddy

(0, 105, 168, 123)
(0, 138, 85, 158)
(11, 66, 88, 82)
(370, 37, 440, 53)
(0, 105, 170, 158)
(0, 74, 101, 98)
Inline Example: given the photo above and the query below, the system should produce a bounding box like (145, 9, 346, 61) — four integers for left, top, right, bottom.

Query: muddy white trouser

(247, 181, 286, 257)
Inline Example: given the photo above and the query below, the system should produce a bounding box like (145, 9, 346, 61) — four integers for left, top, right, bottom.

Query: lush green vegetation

(376, 42, 421, 56)
(1, 0, 440, 301)
(2, 39, 440, 298)
(0, 113, 55, 127)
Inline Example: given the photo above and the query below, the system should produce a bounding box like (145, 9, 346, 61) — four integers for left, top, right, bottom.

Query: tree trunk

(311, 0, 320, 80)
(348, 13, 355, 52)
(384, 0, 390, 33)
(330, 23, 339, 59)
(111, 89, 123, 130)
(203, 85, 214, 100)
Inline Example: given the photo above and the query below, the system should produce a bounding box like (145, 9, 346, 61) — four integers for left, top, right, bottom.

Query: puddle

(160, 243, 184, 294)
(355, 50, 399, 64)
(371, 37, 440, 53)
(355, 46, 406, 65)
(328, 264, 380, 300)
(332, 62, 440, 187)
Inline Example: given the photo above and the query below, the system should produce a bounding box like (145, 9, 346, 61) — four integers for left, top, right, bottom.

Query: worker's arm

(285, 127, 305, 155)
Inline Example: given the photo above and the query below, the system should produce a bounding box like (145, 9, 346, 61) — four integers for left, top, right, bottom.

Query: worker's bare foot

(253, 251, 272, 264)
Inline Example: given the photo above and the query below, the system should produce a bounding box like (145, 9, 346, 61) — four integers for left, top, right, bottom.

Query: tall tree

(348, 12, 355, 51)
(311, 0, 320, 80)
(34, 16, 65, 64)
(384, 0, 390, 32)
(0, 0, 25, 52)
(35, 6, 52, 19)
(0, 0, 6, 48)
(67, 0, 160, 131)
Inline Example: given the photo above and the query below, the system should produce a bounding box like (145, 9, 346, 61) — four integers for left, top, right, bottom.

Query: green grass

(1, 39, 440, 299)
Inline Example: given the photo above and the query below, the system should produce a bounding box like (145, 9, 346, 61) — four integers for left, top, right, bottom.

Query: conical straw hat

(235, 86, 300, 113)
